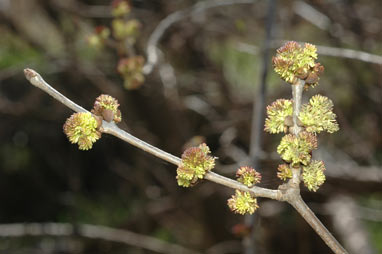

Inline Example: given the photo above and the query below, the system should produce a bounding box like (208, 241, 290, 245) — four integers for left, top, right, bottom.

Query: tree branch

(0, 223, 200, 254)
(143, 0, 255, 74)
(235, 41, 382, 65)
(23, 68, 281, 201)
(23, 68, 348, 254)
(289, 197, 348, 254)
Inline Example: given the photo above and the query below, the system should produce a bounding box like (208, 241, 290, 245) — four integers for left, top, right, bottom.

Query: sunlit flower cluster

(264, 99, 293, 134)
(176, 143, 216, 187)
(277, 131, 317, 167)
(299, 95, 339, 134)
(227, 190, 259, 215)
(302, 160, 326, 192)
(272, 41, 323, 88)
(63, 112, 101, 150)
(236, 166, 262, 187)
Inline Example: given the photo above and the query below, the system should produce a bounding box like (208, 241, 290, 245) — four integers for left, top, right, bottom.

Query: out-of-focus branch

(206, 240, 242, 254)
(293, 1, 330, 30)
(236, 41, 382, 65)
(324, 195, 374, 254)
(0, 223, 200, 254)
(246, 0, 277, 253)
(51, 0, 112, 18)
(143, 0, 255, 74)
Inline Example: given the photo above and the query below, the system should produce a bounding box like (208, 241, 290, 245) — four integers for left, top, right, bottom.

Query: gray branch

(0, 223, 200, 254)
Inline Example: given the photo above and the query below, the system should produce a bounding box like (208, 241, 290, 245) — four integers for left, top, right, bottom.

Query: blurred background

(0, 0, 381, 253)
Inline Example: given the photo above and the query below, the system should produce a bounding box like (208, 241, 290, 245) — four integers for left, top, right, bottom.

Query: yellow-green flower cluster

(264, 99, 293, 134)
(91, 94, 122, 123)
(277, 164, 292, 181)
(227, 190, 259, 215)
(236, 166, 262, 187)
(302, 160, 326, 191)
(87, 26, 110, 49)
(110, 0, 139, 43)
(112, 19, 140, 42)
(111, 0, 131, 17)
(117, 56, 145, 89)
(176, 143, 216, 187)
(277, 131, 317, 166)
(299, 95, 339, 134)
(63, 112, 101, 150)
(272, 41, 323, 87)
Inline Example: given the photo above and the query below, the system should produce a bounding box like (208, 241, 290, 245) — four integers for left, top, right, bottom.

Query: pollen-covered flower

(227, 190, 259, 215)
(117, 56, 145, 89)
(91, 94, 122, 123)
(63, 112, 101, 150)
(236, 166, 261, 187)
(176, 143, 216, 187)
(302, 160, 326, 192)
(299, 95, 339, 134)
(273, 42, 323, 87)
(111, 0, 131, 17)
(277, 164, 292, 180)
(264, 99, 293, 134)
(277, 131, 317, 166)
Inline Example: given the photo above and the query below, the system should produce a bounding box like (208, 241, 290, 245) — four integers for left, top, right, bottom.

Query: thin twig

(23, 68, 281, 201)
(143, 0, 255, 74)
(289, 80, 304, 186)
(235, 41, 382, 65)
(289, 197, 348, 254)
(293, 1, 330, 30)
(0, 223, 200, 254)
(282, 80, 348, 254)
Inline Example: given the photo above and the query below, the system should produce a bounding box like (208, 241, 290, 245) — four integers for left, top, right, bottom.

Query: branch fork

(23, 68, 347, 254)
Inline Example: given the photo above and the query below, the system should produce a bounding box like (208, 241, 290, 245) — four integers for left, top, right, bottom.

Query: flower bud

(236, 166, 261, 187)
(277, 164, 292, 180)
(91, 94, 122, 123)
(111, 0, 131, 17)
(86, 26, 110, 49)
(112, 19, 140, 41)
(117, 56, 145, 89)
